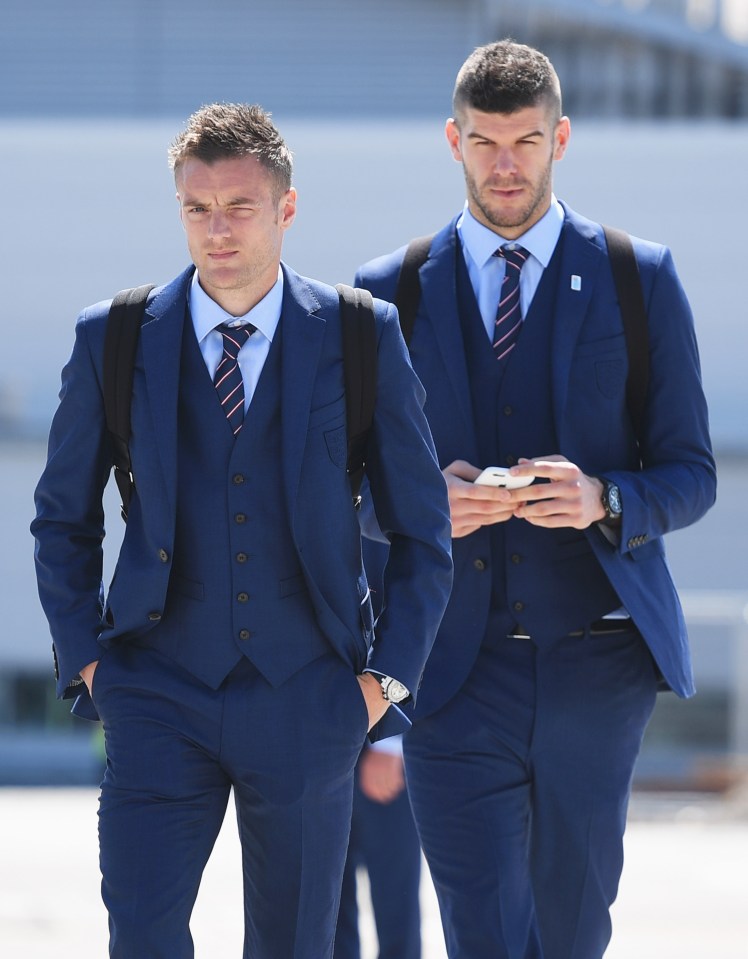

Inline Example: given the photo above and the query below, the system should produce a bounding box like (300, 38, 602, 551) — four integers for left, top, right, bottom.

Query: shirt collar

(457, 195, 564, 271)
(189, 267, 284, 344)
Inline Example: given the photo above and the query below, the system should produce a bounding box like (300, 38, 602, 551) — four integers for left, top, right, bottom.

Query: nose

(493, 148, 518, 176)
(208, 209, 231, 239)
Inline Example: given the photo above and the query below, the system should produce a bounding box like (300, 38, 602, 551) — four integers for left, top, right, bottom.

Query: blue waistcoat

(145, 316, 330, 689)
(457, 241, 621, 644)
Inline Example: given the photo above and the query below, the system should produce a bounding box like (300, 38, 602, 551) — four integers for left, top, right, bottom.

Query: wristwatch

(599, 479, 623, 523)
(378, 674, 411, 704)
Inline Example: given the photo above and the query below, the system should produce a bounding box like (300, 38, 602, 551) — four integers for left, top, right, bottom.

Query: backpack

(104, 226, 648, 520)
(103, 283, 377, 520)
(393, 226, 650, 443)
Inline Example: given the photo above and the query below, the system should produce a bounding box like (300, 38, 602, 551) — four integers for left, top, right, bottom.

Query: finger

(443, 459, 483, 482)
(508, 483, 575, 504)
(512, 459, 577, 481)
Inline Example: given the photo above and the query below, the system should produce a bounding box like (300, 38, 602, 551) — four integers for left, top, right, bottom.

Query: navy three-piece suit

(356, 203, 716, 959)
(31, 265, 452, 958)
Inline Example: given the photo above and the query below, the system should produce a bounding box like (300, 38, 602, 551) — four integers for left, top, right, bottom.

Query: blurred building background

(1, 0, 747, 787)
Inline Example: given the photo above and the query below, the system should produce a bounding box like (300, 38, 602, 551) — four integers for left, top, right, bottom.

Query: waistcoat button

(513, 601, 524, 613)
(473, 558, 487, 571)
(233, 474, 245, 485)
(235, 513, 247, 524)
(236, 552, 248, 563)
(239, 629, 250, 641)
(237, 592, 249, 603)
(511, 553, 522, 564)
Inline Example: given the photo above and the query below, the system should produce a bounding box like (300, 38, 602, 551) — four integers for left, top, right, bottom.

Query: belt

(507, 617, 633, 642)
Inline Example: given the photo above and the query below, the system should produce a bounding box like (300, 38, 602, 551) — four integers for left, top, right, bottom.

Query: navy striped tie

(214, 323, 255, 435)
(493, 245, 529, 361)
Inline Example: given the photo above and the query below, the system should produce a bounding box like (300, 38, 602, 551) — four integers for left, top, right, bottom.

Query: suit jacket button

(237, 592, 249, 603)
(148, 611, 162, 621)
(233, 473, 245, 485)
(158, 549, 169, 563)
(473, 558, 487, 571)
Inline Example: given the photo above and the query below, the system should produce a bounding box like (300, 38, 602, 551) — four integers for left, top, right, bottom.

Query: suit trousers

(403, 623, 658, 959)
(92, 643, 369, 959)
(334, 755, 422, 959)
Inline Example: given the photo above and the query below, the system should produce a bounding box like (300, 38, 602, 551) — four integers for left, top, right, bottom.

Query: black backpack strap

(393, 234, 434, 344)
(103, 283, 156, 520)
(336, 283, 378, 509)
(603, 225, 650, 444)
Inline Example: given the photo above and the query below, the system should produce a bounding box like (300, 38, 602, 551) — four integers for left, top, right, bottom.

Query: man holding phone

(355, 40, 715, 959)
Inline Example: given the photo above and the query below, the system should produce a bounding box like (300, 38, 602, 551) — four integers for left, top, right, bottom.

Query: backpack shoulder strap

(393, 234, 434, 344)
(103, 283, 156, 520)
(335, 283, 378, 509)
(602, 225, 650, 445)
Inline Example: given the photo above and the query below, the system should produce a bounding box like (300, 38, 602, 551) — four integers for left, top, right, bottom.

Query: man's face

(446, 104, 570, 239)
(176, 154, 296, 314)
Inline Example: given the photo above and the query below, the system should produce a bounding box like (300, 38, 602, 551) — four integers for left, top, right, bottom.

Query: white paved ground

(2, 788, 746, 958)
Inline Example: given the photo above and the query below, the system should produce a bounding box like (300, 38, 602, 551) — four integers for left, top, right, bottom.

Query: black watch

(599, 479, 623, 522)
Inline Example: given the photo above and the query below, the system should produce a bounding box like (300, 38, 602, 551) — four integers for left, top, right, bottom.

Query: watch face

(383, 678, 409, 703)
(607, 484, 622, 515)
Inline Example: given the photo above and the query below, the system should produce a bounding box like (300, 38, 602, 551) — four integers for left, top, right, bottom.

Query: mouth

(207, 250, 237, 261)
(489, 186, 524, 199)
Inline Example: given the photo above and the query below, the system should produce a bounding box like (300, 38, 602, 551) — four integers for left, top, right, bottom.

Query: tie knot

(494, 245, 529, 271)
(216, 323, 254, 359)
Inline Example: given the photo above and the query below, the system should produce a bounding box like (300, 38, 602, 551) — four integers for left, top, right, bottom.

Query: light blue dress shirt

(456, 197, 564, 341)
(189, 267, 284, 412)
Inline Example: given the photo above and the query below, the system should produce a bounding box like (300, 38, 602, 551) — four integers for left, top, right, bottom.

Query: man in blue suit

(355, 41, 715, 959)
(31, 103, 452, 959)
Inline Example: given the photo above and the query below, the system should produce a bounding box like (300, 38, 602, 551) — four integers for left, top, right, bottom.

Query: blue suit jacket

(32, 265, 453, 740)
(356, 204, 715, 718)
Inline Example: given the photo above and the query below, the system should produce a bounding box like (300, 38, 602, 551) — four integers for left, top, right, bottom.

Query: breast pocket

(572, 333, 628, 402)
(306, 394, 348, 469)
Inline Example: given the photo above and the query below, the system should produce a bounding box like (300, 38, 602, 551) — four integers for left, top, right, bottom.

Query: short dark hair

(453, 40, 562, 123)
(168, 102, 293, 198)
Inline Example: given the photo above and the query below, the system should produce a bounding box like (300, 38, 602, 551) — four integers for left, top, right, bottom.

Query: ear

(175, 193, 187, 231)
(279, 187, 297, 232)
(445, 118, 463, 162)
(553, 117, 571, 161)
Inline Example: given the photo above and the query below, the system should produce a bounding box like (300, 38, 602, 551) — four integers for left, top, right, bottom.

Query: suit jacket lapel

(419, 221, 477, 448)
(550, 207, 604, 445)
(279, 267, 326, 519)
(140, 267, 193, 516)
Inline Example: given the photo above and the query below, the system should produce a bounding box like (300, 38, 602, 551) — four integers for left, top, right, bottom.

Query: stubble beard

(465, 161, 553, 233)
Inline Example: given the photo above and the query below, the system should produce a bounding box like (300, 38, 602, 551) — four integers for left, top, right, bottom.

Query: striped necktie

(492, 245, 529, 361)
(214, 323, 255, 435)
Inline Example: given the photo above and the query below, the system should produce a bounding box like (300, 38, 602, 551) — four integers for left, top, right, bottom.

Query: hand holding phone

(473, 467, 534, 490)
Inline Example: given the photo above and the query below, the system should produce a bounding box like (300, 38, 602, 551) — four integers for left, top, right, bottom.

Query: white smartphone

(474, 467, 534, 490)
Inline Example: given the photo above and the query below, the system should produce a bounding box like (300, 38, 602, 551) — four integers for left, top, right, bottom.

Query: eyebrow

(181, 195, 260, 207)
(467, 128, 545, 142)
